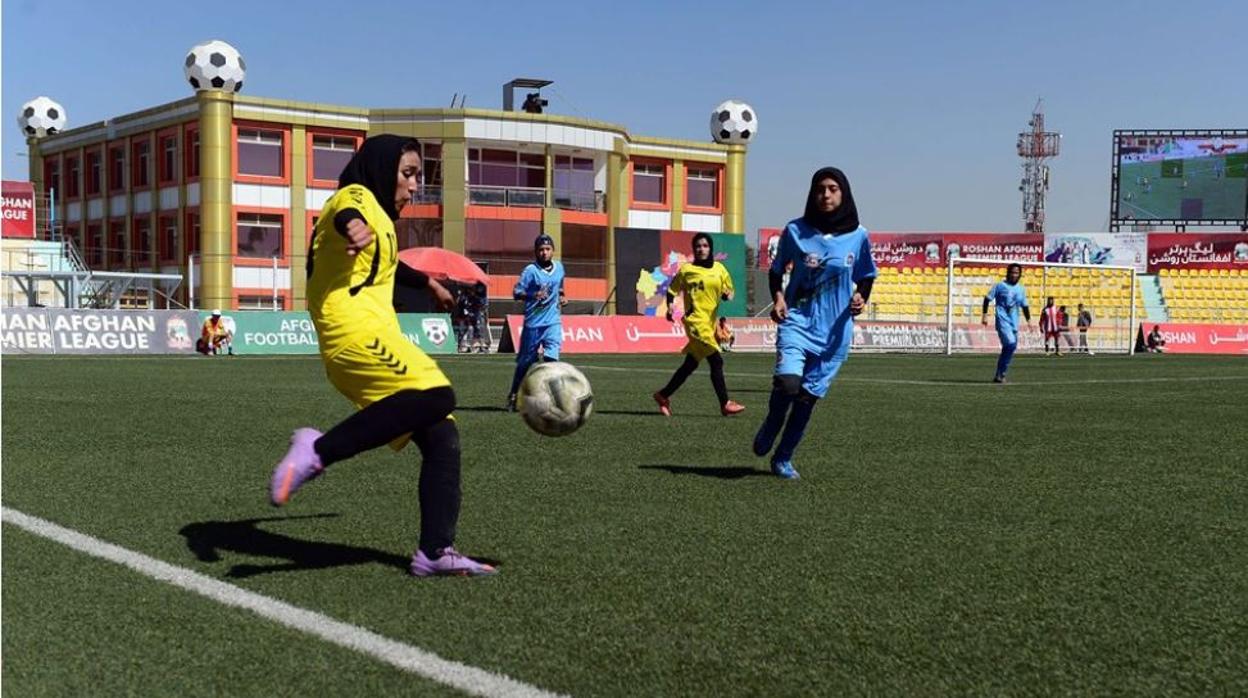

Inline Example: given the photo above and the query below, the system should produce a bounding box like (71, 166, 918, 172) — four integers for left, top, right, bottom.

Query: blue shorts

(774, 339, 845, 399)
(518, 323, 561, 362)
(996, 326, 1017, 348)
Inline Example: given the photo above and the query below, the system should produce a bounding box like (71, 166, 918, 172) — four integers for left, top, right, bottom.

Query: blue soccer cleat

(770, 460, 800, 480)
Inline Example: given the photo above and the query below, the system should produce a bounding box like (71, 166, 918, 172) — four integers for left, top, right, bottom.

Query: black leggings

(313, 387, 462, 554)
(659, 353, 730, 405)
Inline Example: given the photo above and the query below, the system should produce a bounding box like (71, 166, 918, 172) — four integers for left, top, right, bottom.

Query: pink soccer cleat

(269, 428, 324, 507)
(410, 548, 497, 577)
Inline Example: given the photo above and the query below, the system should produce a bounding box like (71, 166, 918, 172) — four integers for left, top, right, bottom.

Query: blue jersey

(515, 261, 565, 328)
(987, 281, 1029, 332)
(771, 219, 878, 355)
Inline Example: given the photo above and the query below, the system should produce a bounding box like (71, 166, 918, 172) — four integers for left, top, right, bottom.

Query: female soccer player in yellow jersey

(269, 135, 494, 577)
(652, 233, 746, 417)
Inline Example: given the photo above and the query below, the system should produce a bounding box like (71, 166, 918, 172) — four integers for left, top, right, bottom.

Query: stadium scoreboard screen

(1111, 129, 1248, 229)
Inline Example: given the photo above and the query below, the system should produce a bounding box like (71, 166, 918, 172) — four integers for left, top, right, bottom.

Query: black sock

(415, 419, 462, 555)
(707, 353, 729, 405)
(659, 354, 699, 398)
(313, 387, 455, 467)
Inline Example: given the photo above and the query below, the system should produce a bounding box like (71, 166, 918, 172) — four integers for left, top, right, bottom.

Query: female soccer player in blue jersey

(269, 135, 495, 577)
(752, 167, 877, 480)
(506, 234, 566, 411)
(982, 263, 1031, 383)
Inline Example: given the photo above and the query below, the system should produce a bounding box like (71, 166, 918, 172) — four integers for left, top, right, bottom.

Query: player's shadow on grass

(639, 464, 771, 479)
(456, 405, 507, 413)
(178, 514, 411, 578)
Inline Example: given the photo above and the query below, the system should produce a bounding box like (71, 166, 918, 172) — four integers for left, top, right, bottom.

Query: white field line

(1, 507, 564, 698)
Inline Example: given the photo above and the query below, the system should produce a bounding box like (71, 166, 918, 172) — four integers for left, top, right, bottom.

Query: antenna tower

(1017, 100, 1061, 232)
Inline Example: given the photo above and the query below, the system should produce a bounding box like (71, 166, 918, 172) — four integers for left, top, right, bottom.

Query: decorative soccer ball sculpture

(17, 96, 66, 138)
(710, 100, 757, 144)
(518, 362, 594, 437)
(184, 40, 246, 93)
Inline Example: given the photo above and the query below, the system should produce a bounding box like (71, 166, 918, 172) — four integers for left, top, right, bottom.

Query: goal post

(944, 257, 1138, 356)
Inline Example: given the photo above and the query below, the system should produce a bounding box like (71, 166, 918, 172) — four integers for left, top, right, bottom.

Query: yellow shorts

(322, 331, 451, 449)
(682, 322, 721, 361)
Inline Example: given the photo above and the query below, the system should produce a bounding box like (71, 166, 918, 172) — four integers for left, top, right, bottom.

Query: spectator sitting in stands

(198, 310, 233, 356)
(1146, 325, 1166, 353)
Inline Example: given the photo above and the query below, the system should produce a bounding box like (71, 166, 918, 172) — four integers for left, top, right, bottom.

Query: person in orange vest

(199, 310, 233, 355)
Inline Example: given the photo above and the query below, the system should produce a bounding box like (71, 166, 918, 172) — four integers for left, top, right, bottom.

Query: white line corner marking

(2, 507, 563, 698)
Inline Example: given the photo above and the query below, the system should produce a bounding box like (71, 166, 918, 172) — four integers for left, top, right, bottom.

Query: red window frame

(232, 121, 291, 185)
(307, 128, 364, 188)
(629, 158, 671, 210)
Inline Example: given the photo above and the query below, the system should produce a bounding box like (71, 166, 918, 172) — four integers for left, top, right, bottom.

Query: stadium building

(14, 41, 752, 312)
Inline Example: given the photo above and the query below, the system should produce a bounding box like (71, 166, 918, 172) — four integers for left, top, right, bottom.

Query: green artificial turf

(4, 352, 1246, 696)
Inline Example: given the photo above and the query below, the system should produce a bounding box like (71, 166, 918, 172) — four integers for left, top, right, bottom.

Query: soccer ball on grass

(518, 362, 594, 437)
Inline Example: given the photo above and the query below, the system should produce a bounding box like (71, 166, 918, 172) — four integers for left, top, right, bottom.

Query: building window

(562, 223, 608, 279)
(237, 212, 284, 258)
(66, 156, 81, 198)
(159, 216, 177, 262)
(44, 158, 60, 198)
(160, 135, 178, 183)
(465, 219, 543, 274)
(186, 212, 200, 256)
(86, 151, 102, 195)
(421, 143, 442, 187)
(468, 148, 545, 188)
(186, 129, 200, 179)
(554, 156, 595, 209)
(237, 128, 284, 178)
(87, 223, 104, 266)
(109, 220, 127, 267)
(132, 140, 151, 188)
(686, 167, 720, 209)
(108, 146, 126, 192)
(311, 135, 355, 183)
(132, 218, 152, 266)
(239, 294, 284, 310)
(632, 162, 666, 204)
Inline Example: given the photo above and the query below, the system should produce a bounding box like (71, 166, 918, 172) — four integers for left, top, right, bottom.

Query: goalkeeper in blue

(982, 263, 1031, 383)
(507, 234, 566, 411)
(752, 167, 876, 480)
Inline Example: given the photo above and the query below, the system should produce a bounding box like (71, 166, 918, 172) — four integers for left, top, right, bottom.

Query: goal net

(944, 258, 1138, 355)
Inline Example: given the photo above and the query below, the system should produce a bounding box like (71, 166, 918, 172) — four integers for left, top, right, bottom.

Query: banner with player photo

(1044, 232, 1149, 272)
(614, 228, 747, 318)
(1146, 233, 1248, 272)
(757, 228, 782, 269)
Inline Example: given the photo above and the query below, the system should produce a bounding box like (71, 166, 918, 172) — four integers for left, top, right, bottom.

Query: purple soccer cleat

(410, 548, 497, 577)
(269, 428, 324, 507)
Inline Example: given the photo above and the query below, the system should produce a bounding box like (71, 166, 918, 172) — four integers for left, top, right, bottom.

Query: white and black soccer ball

(518, 361, 594, 437)
(184, 40, 246, 93)
(17, 96, 67, 138)
(710, 100, 757, 144)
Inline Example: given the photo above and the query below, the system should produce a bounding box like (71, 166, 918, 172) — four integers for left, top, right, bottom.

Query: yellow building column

(724, 145, 746, 233)
(197, 90, 234, 310)
(604, 148, 629, 314)
(290, 124, 307, 310)
(670, 159, 685, 231)
(440, 137, 467, 254)
(26, 138, 45, 236)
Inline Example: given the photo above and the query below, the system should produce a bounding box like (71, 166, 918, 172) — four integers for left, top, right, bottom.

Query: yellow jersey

(306, 185, 400, 352)
(670, 261, 733, 334)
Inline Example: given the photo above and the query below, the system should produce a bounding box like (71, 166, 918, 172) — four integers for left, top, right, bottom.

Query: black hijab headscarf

(803, 167, 860, 235)
(691, 233, 715, 269)
(337, 134, 421, 221)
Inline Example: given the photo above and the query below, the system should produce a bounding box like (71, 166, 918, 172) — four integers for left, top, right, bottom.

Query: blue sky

(4, 0, 1245, 236)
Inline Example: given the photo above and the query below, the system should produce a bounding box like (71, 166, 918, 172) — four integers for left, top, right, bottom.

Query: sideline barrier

(0, 309, 455, 355)
(1136, 322, 1248, 355)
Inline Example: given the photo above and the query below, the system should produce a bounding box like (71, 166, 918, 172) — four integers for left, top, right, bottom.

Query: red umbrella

(397, 247, 490, 286)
